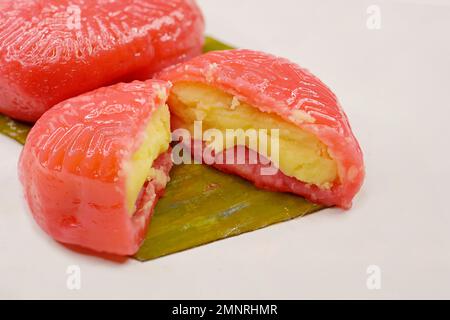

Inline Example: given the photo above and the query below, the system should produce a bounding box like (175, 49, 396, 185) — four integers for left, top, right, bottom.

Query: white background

(1, 0, 450, 299)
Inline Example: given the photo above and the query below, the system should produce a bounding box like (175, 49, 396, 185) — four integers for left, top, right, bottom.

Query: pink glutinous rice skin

(157, 49, 365, 209)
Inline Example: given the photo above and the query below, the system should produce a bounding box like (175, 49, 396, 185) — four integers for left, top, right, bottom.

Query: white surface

(1, 0, 450, 299)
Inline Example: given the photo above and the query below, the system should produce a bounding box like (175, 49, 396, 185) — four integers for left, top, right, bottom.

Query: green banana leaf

(0, 36, 325, 261)
(0, 115, 31, 145)
(203, 36, 235, 52)
(136, 164, 323, 261)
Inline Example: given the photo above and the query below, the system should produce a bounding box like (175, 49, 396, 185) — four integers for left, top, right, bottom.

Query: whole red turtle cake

(0, 0, 204, 122)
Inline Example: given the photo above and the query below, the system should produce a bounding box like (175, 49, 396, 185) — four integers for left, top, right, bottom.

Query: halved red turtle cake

(19, 80, 172, 255)
(0, 0, 204, 122)
(157, 49, 365, 209)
